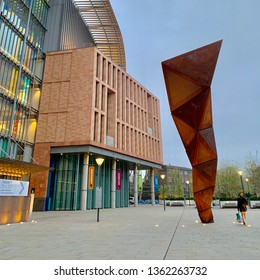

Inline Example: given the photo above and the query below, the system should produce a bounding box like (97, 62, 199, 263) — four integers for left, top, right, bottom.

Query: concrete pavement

(0, 205, 260, 260)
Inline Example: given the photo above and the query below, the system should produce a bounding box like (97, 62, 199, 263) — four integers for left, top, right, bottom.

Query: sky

(110, 0, 260, 169)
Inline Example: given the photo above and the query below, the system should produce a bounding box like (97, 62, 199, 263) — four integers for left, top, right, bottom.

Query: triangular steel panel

(193, 159, 218, 184)
(162, 66, 206, 111)
(162, 40, 222, 87)
(199, 90, 212, 130)
(173, 116, 197, 148)
(199, 127, 217, 154)
(172, 88, 210, 130)
(194, 190, 213, 212)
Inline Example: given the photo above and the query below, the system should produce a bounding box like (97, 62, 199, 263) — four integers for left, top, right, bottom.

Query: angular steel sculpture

(162, 40, 222, 223)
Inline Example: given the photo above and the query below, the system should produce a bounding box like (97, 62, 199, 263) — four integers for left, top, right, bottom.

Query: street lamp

(160, 174, 166, 211)
(96, 158, 104, 167)
(238, 171, 245, 194)
(245, 178, 250, 196)
(95, 157, 104, 222)
(186, 180, 190, 206)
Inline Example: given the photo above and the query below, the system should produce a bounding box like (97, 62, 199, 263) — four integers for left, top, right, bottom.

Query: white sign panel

(95, 186, 102, 208)
(0, 179, 29, 196)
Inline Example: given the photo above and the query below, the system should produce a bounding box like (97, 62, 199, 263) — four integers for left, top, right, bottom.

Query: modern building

(0, 0, 162, 210)
(0, 0, 125, 180)
(0, 0, 163, 212)
(28, 0, 163, 211)
(44, 0, 126, 69)
(0, 0, 50, 178)
(31, 45, 163, 210)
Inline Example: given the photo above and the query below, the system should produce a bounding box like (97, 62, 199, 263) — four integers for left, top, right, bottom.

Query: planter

(249, 200, 260, 209)
(219, 200, 237, 208)
(184, 199, 195, 206)
(161, 200, 185, 206)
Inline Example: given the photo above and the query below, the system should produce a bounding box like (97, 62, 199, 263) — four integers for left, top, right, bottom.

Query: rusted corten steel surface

(162, 40, 222, 223)
(0, 196, 31, 225)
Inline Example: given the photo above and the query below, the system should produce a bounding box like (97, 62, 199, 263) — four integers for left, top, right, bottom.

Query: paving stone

(0, 206, 259, 260)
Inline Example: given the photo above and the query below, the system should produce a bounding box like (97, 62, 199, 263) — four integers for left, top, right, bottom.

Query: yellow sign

(88, 166, 95, 189)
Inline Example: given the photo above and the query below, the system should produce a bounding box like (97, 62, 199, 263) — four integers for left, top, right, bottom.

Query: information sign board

(0, 179, 29, 196)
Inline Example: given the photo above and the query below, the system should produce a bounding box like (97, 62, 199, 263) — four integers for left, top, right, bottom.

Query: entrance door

(51, 154, 81, 210)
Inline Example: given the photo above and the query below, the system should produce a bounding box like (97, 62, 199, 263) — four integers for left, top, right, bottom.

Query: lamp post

(238, 171, 245, 194)
(95, 157, 104, 222)
(245, 178, 250, 196)
(160, 174, 166, 211)
(186, 180, 190, 206)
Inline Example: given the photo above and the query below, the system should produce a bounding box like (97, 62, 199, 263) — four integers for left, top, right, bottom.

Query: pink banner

(116, 170, 122, 190)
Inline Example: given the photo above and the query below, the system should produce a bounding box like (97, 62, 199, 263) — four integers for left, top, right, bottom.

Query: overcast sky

(110, 0, 260, 169)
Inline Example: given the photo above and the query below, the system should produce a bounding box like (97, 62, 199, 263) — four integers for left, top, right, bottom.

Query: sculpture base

(199, 208, 214, 224)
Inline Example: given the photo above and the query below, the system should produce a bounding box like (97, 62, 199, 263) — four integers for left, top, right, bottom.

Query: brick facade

(31, 46, 163, 203)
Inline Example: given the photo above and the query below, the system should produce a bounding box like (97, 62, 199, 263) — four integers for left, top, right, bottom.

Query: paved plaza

(0, 205, 260, 260)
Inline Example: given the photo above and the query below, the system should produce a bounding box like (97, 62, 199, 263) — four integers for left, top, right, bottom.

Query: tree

(159, 184, 169, 199)
(168, 168, 192, 198)
(216, 164, 241, 198)
(169, 169, 184, 198)
(244, 152, 260, 196)
(128, 170, 135, 196)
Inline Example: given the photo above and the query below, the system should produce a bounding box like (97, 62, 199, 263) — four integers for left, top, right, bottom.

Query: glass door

(51, 154, 81, 210)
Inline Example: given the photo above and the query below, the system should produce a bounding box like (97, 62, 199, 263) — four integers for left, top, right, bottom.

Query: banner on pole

(88, 166, 95, 189)
(116, 170, 122, 190)
(138, 174, 143, 192)
(154, 176, 159, 192)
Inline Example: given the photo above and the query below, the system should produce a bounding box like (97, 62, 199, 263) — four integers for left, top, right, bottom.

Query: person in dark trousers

(237, 192, 248, 225)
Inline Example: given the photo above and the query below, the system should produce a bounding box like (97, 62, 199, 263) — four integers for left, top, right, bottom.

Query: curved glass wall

(73, 0, 126, 69)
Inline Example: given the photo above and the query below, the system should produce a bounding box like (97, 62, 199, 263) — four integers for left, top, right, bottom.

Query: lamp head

(95, 158, 104, 166)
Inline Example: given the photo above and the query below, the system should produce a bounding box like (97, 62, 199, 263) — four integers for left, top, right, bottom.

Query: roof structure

(73, 0, 126, 70)
(0, 158, 51, 176)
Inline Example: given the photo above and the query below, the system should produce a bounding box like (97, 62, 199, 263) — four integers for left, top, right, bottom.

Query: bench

(170, 201, 184, 207)
(252, 203, 260, 209)
(222, 202, 237, 208)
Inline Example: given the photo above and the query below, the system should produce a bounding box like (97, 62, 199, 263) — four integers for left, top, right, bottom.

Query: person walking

(237, 192, 248, 225)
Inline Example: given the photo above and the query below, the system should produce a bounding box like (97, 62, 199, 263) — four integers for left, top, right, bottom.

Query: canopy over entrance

(0, 158, 50, 177)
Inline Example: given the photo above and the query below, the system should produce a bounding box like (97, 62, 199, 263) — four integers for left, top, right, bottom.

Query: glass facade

(46, 153, 129, 211)
(47, 154, 82, 211)
(0, 0, 49, 169)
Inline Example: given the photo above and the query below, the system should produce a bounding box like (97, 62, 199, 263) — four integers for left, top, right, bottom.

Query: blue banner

(154, 176, 159, 192)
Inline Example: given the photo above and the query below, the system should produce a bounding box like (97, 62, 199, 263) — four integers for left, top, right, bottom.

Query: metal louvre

(73, 0, 126, 70)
